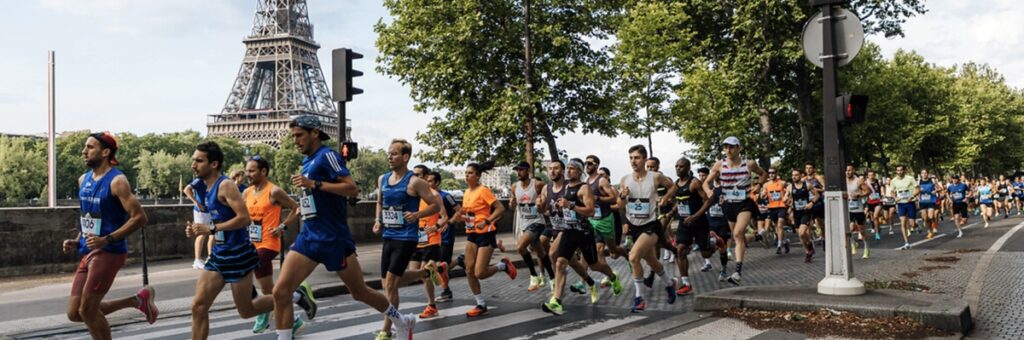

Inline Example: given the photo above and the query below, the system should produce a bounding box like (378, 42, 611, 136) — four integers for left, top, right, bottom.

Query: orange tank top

(765, 180, 786, 209)
(244, 182, 282, 251)
(417, 192, 442, 247)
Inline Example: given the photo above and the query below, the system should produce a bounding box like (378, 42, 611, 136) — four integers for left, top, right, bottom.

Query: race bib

(758, 204, 769, 213)
(708, 204, 724, 217)
(299, 193, 317, 219)
(463, 212, 476, 229)
(248, 221, 262, 243)
(518, 203, 539, 220)
(1000, 188, 1008, 194)
(676, 201, 691, 217)
(79, 213, 102, 236)
(627, 199, 651, 220)
(795, 199, 808, 210)
(214, 230, 225, 244)
(848, 199, 863, 212)
(562, 207, 579, 224)
(920, 193, 934, 204)
(952, 192, 964, 200)
(723, 188, 746, 202)
(897, 190, 912, 200)
(593, 206, 603, 219)
(869, 192, 881, 200)
(770, 192, 782, 201)
(418, 229, 429, 244)
(549, 214, 565, 230)
(193, 210, 212, 225)
(981, 194, 991, 201)
(382, 206, 405, 228)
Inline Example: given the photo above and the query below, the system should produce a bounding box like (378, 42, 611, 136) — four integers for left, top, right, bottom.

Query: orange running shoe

(501, 257, 517, 280)
(419, 305, 438, 319)
(466, 305, 488, 317)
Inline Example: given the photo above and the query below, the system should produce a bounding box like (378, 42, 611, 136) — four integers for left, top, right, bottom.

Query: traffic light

(341, 141, 359, 161)
(835, 94, 868, 126)
(332, 48, 363, 102)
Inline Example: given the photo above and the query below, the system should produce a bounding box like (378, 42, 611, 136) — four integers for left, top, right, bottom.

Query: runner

(62, 132, 157, 339)
(272, 116, 415, 340)
(865, 170, 885, 240)
(428, 171, 461, 303)
(705, 181, 732, 278)
(185, 141, 304, 340)
(918, 169, 940, 239)
(804, 163, 827, 245)
(789, 169, 817, 263)
(509, 161, 556, 292)
(460, 160, 515, 317)
(599, 166, 625, 257)
(995, 175, 1011, 219)
(541, 160, 604, 299)
(645, 157, 676, 263)
(882, 176, 898, 234)
(1014, 176, 1024, 216)
(762, 168, 791, 255)
(585, 155, 628, 289)
(540, 158, 623, 315)
(753, 184, 771, 248)
(845, 165, 871, 259)
(184, 179, 214, 270)
(670, 157, 714, 296)
(243, 155, 302, 334)
(891, 165, 919, 250)
(702, 137, 768, 285)
(976, 177, 995, 228)
(947, 175, 969, 238)
(619, 145, 677, 312)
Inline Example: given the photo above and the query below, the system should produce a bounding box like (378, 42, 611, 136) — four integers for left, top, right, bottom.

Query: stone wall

(0, 200, 512, 277)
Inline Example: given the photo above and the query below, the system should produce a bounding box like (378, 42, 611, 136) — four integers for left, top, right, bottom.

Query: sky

(2, 0, 1022, 178)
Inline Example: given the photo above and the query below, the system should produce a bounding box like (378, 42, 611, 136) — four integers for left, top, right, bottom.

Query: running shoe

(957, 230, 963, 238)
(875, 232, 881, 240)
(610, 274, 623, 295)
(783, 239, 790, 254)
(590, 283, 599, 304)
(775, 245, 783, 255)
(192, 259, 205, 270)
(570, 281, 587, 294)
(667, 253, 675, 263)
(643, 271, 655, 288)
(295, 281, 318, 320)
(630, 297, 647, 313)
(292, 313, 306, 336)
(985, 222, 990, 228)
(374, 330, 392, 340)
(661, 249, 671, 261)
(425, 261, 440, 285)
(466, 305, 488, 317)
(528, 275, 543, 292)
(862, 248, 870, 259)
(419, 305, 438, 319)
(898, 243, 911, 250)
(727, 272, 742, 286)
(804, 248, 814, 263)
(676, 283, 693, 296)
(542, 297, 564, 316)
(397, 313, 416, 340)
(926, 231, 934, 240)
(437, 288, 453, 302)
(727, 248, 734, 260)
(851, 241, 858, 256)
(665, 278, 678, 304)
(455, 253, 466, 269)
(888, 227, 895, 235)
(252, 312, 270, 333)
(436, 262, 450, 288)
(500, 257, 517, 280)
(135, 286, 159, 324)
(599, 277, 610, 288)
(718, 271, 728, 282)
(700, 263, 713, 272)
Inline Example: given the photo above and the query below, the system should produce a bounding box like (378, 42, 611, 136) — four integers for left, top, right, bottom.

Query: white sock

(633, 279, 643, 298)
(496, 261, 507, 271)
(680, 276, 689, 285)
(704, 258, 711, 266)
(474, 294, 486, 307)
(277, 329, 292, 340)
(384, 304, 404, 325)
(292, 292, 301, 303)
(657, 271, 674, 286)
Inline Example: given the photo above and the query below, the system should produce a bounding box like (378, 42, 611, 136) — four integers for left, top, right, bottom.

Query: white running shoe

(957, 230, 963, 238)
(192, 259, 205, 270)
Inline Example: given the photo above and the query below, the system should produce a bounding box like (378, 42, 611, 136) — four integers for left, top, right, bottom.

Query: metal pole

(815, 1, 864, 296)
(337, 101, 346, 142)
(47, 51, 56, 207)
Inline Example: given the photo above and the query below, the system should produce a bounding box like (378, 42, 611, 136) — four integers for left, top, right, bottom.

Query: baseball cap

(512, 161, 531, 170)
(292, 115, 330, 140)
(722, 136, 741, 146)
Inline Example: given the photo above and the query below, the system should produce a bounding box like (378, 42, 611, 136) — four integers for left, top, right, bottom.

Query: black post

(140, 225, 149, 286)
(338, 101, 346, 142)
(818, 1, 845, 190)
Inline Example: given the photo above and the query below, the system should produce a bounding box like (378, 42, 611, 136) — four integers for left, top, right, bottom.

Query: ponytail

(469, 160, 496, 175)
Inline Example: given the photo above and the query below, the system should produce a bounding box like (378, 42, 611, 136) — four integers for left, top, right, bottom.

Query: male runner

(762, 168, 791, 254)
(882, 177, 898, 234)
(429, 171, 461, 302)
(789, 169, 817, 263)
(918, 169, 940, 239)
(620, 145, 677, 312)
(947, 175, 969, 238)
(646, 157, 676, 263)
(705, 182, 732, 278)
(186, 141, 306, 340)
(845, 165, 871, 259)
(1013, 176, 1024, 216)
(585, 155, 628, 288)
(703, 137, 768, 285)
(406, 164, 451, 321)
(510, 161, 556, 292)
(541, 159, 623, 315)
(670, 157, 714, 295)
(891, 165, 920, 250)
(272, 116, 415, 340)
(804, 163, 826, 244)
(62, 132, 157, 340)
(184, 179, 214, 270)
(243, 155, 301, 333)
(865, 170, 885, 239)
(540, 160, 605, 298)
(997, 175, 1013, 218)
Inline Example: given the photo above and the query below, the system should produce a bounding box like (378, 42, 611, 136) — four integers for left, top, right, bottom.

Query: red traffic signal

(341, 142, 359, 161)
(835, 94, 868, 125)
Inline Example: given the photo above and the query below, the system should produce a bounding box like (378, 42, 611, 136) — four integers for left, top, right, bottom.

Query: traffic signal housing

(341, 141, 359, 161)
(332, 48, 363, 102)
(835, 94, 868, 126)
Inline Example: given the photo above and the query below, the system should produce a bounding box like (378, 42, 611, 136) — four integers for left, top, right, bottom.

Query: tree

(135, 150, 192, 200)
(375, 0, 623, 165)
(346, 147, 390, 197)
(271, 135, 305, 194)
(0, 137, 46, 204)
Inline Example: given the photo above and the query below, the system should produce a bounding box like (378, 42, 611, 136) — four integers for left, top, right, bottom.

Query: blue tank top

(919, 180, 936, 204)
(205, 175, 248, 253)
(979, 185, 993, 204)
(947, 183, 967, 203)
(380, 171, 420, 241)
(299, 146, 353, 243)
(439, 190, 457, 244)
(78, 168, 128, 255)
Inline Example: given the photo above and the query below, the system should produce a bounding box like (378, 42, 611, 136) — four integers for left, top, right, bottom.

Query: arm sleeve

(323, 150, 351, 179)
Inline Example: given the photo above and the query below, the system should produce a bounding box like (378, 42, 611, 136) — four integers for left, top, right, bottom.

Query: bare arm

(194, 180, 251, 234)
(271, 186, 300, 229)
(656, 173, 674, 208)
(597, 177, 619, 205)
(574, 184, 595, 217)
(86, 175, 148, 251)
(409, 177, 441, 220)
(703, 163, 722, 197)
(373, 174, 384, 233)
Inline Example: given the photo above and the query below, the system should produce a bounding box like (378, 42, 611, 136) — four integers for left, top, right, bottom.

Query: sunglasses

(585, 161, 596, 166)
(249, 154, 263, 161)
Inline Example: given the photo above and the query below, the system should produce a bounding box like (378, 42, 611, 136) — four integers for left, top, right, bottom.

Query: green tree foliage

(0, 137, 46, 203)
(346, 147, 390, 196)
(375, 0, 623, 165)
(135, 150, 192, 200)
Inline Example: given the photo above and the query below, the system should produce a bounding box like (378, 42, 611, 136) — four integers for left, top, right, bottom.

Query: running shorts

(440, 241, 454, 264)
(71, 250, 127, 296)
(919, 202, 936, 210)
(676, 217, 710, 251)
(467, 231, 498, 248)
(590, 214, 616, 243)
(411, 244, 441, 263)
(849, 212, 866, 225)
(523, 223, 546, 241)
(897, 203, 917, 219)
(768, 207, 788, 222)
(291, 233, 356, 272)
(723, 198, 758, 223)
(254, 248, 279, 279)
(954, 202, 969, 219)
(381, 239, 418, 278)
(793, 210, 813, 226)
(627, 221, 663, 241)
(556, 229, 599, 265)
(204, 244, 259, 283)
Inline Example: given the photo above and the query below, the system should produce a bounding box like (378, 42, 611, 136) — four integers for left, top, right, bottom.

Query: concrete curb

(693, 285, 972, 334)
(311, 259, 527, 298)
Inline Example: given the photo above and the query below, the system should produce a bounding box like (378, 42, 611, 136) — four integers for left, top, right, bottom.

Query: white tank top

(622, 172, 658, 226)
(513, 178, 545, 228)
(847, 177, 864, 213)
(720, 158, 751, 202)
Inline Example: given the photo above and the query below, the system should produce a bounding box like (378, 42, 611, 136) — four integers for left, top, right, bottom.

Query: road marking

(509, 315, 645, 340)
(413, 308, 546, 340)
(889, 221, 980, 250)
(211, 302, 429, 340)
(300, 304, 485, 340)
(963, 221, 1024, 316)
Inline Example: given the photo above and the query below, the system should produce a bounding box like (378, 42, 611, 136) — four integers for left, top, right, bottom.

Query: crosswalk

(34, 296, 665, 340)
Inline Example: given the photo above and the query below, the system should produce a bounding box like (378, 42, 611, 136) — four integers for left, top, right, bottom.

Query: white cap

(722, 136, 741, 146)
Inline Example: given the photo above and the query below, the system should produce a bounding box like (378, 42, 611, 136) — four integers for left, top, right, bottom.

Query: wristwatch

(279, 223, 287, 230)
(104, 235, 117, 244)
(209, 223, 217, 233)
(315, 180, 323, 190)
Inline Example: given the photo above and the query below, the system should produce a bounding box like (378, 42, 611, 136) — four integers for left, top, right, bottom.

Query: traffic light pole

(337, 101, 346, 142)
(813, 0, 864, 296)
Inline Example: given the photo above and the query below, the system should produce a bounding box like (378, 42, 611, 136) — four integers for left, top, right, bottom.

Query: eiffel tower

(207, 0, 346, 146)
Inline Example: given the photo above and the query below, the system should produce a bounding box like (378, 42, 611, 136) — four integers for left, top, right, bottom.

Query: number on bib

(299, 194, 317, 218)
(382, 206, 405, 228)
(518, 204, 539, 220)
(627, 200, 651, 220)
(676, 202, 691, 217)
(418, 230, 429, 244)
(795, 199, 808, 210)
(80, 213, 102, 236)
(708, 204, 724, 217)
(214, 230, 225, 244)
(770, 192, 782, 201)
(248, 222, 262, 243)
(724, 189, 746, 202)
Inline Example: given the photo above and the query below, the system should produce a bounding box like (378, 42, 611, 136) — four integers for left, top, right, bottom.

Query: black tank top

(791, 182, 811, 210)
(588, 175, 612, 219)
(545, 181, 568, 230)
(564, 182, 591, 231)
(674, 177, 704, 220)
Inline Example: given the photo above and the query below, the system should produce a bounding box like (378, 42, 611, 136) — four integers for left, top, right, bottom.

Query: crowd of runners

(61, 116, 1020, 339)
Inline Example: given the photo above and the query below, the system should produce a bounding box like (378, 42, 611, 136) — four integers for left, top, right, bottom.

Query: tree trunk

(796, 60, 816, 163)
(522, 0, 535, 167)
(536, 104, 559, 161)
(757, 108, 772, 170)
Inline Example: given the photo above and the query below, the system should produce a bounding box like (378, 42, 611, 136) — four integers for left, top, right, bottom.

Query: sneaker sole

(141, 286, 159, 324)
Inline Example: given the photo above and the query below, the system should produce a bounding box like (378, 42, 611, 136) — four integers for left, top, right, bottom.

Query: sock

(277, 329, 293, 340)
(633, 279, 643, 298)
(541, 256, 556, 279)
(777, 239, 782, 247)
(704, 258, 712, 266)
(384, 304, 401, 320)
(585, 276, 595, 286)
(496, 261, 507, 271)
(523, 253, 538, 276)
(292, 292, 301, 303)
(474, 294, 486, 307)
(735, 262, 743, 274)
(680, 276, 690, 285)
(862, 239, 869, 250)
(719, 253, 728, 266)
(656, 271, 674, 286)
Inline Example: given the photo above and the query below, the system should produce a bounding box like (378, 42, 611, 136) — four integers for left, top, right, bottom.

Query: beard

(85, 158, 101, 169)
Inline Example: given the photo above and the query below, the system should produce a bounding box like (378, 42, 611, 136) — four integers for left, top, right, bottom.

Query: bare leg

(191, 270, 227, 340)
